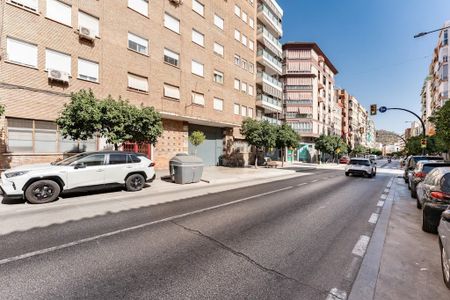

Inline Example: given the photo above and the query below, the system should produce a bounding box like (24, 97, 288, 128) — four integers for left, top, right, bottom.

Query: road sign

(379, 106, 387, 113)
(370, 104, 377, 115)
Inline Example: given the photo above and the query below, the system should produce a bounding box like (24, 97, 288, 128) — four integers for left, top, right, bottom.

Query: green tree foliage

(189, 130, 206, 155)
(276, 124, 299, 166)
(315, 135, 348, 162)
(0, 103, 5, 116)
(370, 149, 382, 156)
(57, 89, 101, 141)
(57, 89, 163, 150)
(240, 118, 277, 167)
(429, 100, 450, 149)
(405, 136, 447, 155)
(352, 144, 367, 156)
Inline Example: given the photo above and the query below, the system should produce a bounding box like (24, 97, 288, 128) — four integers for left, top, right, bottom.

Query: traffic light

(370, 104, 377, 116)
(421, 138, 427, 148)
(359, 127, 365, 134)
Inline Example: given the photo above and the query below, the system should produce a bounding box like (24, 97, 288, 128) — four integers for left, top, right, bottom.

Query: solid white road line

(326, 288, 347, 300)
(377, 201, 385, 207)
(352, 235, 370, 257)
(311, 179, 319, 183)
(368, 213, 379, 224)
(0, 185, 294, 266)
(297, 182, 307, 187)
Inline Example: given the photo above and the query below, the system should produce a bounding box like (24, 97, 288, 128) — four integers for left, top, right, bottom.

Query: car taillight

(431, 191, 448, 200)
(149, 162, 155, 167)
(414, 172, 426, 178)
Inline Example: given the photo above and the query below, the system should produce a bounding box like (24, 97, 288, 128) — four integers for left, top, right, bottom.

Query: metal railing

(257, 71, 282, 88)
(257, 4, 282, 34)
(257, 26, 282, 50)
(257, 94, 282, 108)
(257, 49, 282, 70)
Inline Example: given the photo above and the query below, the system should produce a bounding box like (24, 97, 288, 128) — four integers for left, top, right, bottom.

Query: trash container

(169, 154, 204, 184)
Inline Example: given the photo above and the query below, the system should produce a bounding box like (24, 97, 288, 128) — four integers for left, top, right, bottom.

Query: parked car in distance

(403, 155, 444, 185)
(438, 208, 450, 289)
(416, 167, 450, 233)
(0, 151, 156, 204)
(345, 158, 376, 178)
(339, 156, 350, 164)
(410, 161, 450, 198)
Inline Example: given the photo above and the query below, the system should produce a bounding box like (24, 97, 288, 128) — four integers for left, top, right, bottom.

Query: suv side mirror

(73, 162, 86, 169)
(442, 210, 450, 222)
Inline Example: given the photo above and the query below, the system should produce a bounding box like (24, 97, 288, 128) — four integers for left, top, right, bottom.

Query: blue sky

(278, 0, 450, 135)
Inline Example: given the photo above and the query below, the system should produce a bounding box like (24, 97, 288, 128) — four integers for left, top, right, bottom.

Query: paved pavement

(0, 166, 390, 299)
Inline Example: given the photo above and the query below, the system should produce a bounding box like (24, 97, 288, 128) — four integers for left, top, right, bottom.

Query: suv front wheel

(25, 179, 61, 204)
(125, 174, 145, 192)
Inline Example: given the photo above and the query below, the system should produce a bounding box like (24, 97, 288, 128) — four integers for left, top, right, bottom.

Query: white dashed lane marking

(380, 194, 387, 200)
(368, 213, 379, 224)
(311, 179, 319, 183)
(384, 188, 389, 193)
(377, 201, 385, 207)
(352, 235, 370, 257)
(326, 288, 347, 300)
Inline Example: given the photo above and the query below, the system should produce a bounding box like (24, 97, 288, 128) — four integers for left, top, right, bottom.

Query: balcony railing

(285, 85, 313, 90)
(257, 49, 282, 72)
(257, 71, 282, 88)
(262, 116, 282, 125)
(257, 4, 283, 35)
(285, 99, 313, 105)
(257, 94, 283, 111)
(257, 26, 282, 51)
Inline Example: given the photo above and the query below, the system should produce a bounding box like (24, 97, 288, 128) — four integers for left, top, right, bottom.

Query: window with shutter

(10, 0, 38, 11)
(213, 70, 224, 84)
(234, 29, 240, 41)
(191, 60, 204, 77)
(78, 58, 99, 82)
(164, 13, 180, 33)
(45, 49, 71, 74)
(213, 43, 224, 57)
(234, 104, 240, 115)
(192, 92, 205, 105)
(128, 32, 149, 55)
(128, 73, 148, 92)
(248, 107, 253, 117)
(78, 11, 99, 36)
(214, 14, 224, 30)
(6, 37, 38, 67)
(46, 0, 71, 26)
(164, 84, 180, 100)
(213, 98, 223, 111)
(192, 29, 204, 46)
(241, 106, 247, 117)
(164, 48, 179, 67)
(192, 0, 204, 16)
(128, 0, 148, 16)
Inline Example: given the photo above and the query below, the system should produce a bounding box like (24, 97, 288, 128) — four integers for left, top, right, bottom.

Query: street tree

(315, 135, 348, 163)
(276, 124, 299, 167)
(0, 103, 5, 116)
(405, 136, 446, 155)
(189, 130, 206, 155)
(126, 105, 163, 146)
(429, 100, 450, 150)
(56, 89, 102, 141)
(352, 144, 367, 156)
(241, 118, 277, 167)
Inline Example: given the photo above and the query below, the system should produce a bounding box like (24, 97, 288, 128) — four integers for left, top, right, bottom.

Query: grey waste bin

(169, 155, 204, 184)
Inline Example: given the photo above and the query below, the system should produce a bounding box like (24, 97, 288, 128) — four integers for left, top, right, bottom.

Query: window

(128, 0, 148, 16)
(234, 79, 240, 90)
(164, 48, 179, 67)
(108, 153, 128, 165)
(164, 13, 180, 33)
(214, 14, 224, 30)
(241, 82, 247, 93)
(128, 32, 148, 55)
(241, 106, 247, 117)
(213, 70, 224, 84)
(234, 103, 240, 115)
(248, 107, 253, 117)
(241, 59, 247, 70)
(78, 58, 99, 82)
(192, 29, 205, 46)
(443, 64, 448, 80)
(45, 49, 71, 74)
(444, 30, 448, 46)
(46, 0, 71, 26)
(213, 97, 223, 111)
(234, 54, 240, 65)
(249, 40, 254, 50)
(10, 0, 38, 11)
(213, 42, 224, 57)
(234, 5, 240, 17)
(249, 18, 254, 29)
(77, 154, 105, 166)
(78, 11, 99, 37)
(248, 63, 254, 73)
(192, 91, 205, 105)
(164, 84, 180, 100)
(191, 60, 204, 77)
(241, 11, 247, 23)
(248, 85, 254, 96)
(241, 34, 247, 46)
(6, 37, 37, 67)
(128, 73, 148, 92)
(192, 0, 204, 16)
(234, 29, 240, 41)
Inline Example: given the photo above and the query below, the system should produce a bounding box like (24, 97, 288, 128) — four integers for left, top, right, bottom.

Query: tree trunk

(281, 147, 285, 167)
(254, 152, 258, 168)
(114, 143, 119, 151)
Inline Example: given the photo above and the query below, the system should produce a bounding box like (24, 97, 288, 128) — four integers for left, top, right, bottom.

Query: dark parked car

(438, 208, 450, 289)
(410, 161, 450, 198)
(416, 167, 450, 233)
(403, 155, 443, 185)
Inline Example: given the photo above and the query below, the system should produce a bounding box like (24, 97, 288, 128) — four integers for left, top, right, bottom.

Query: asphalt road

(0, 163, 396, 300)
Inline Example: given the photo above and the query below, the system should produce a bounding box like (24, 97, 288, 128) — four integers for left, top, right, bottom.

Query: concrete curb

(348, 176, 396, 300)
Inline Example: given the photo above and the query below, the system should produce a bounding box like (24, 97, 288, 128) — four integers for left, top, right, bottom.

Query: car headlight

(4, 171, 29, 178)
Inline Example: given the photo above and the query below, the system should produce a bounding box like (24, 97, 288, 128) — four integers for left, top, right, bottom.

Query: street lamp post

(414, 25, 450, 38)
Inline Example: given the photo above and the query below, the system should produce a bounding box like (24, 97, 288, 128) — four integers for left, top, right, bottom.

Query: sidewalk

(350, 176, 449, 299)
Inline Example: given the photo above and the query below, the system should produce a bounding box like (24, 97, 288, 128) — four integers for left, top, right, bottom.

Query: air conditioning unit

(169, 0, 183, 5)
(48, 69, 69, 83)
(78, 26, 95, 41)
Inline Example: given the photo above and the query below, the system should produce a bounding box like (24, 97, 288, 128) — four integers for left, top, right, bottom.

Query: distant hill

(376, 130, 401, 145)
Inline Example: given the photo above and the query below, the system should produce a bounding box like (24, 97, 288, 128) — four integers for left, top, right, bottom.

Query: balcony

(257, 49, 282, 75)
(261, 0, 283, 19)
(257, 4, 283, 36)
(262, 115, 282, 125)
(257, 71, 282, 91)
(256, 94, 283, 113)
(257, 26, 282, 57)
(285, 99, 313, 105)
(284, 85, 313, 91)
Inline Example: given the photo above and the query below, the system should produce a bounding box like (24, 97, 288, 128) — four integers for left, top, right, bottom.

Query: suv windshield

(53, 153, 91, 166)
(423, 163, 450, 173)
(349, 159, 370, 166)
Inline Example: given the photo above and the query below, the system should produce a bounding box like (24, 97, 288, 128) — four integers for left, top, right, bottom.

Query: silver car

(438, 208, 450, 289)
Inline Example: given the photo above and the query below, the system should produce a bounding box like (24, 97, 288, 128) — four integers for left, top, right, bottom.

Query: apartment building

(255, 0, 283, 125)
(0, 0, 259, 169)
(421, 76, 433, 135)
(347, 95, 366, 149)
(337, 89, 350, 144)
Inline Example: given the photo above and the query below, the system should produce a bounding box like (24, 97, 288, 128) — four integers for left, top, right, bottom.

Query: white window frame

(241, 106, 247, 117)
(234, 79, 240, 90)
(213, 97, 224, 111)
(241, 82, 247, 93)
(192, 29, 205, 47)
(234, 103, 240, 115)
(214, 14, 224, 30)
(45, 48, 71, 75)
(192, 91, 205, 106)
(249, 18, 254, 29)
(248, 85, 254, 96)
(213, 70, 224, 84)
(128, 32, 149, 55)
(164, 13, 180, 34)
(163, 83, 180, 100)
(241, 11, 247, 23)
(249, 40, 254, 51)
(234, 29, 240, 41)
(164, 48, 180, 67)
(234, 54, 240, 66)
(241, 34, 247, 46)
(192, 0, 204, 16)
(248, 107, 253, 118)
(46, 0, 72, 26)
(78, 11, 100, 37)
(191, 60, 204, 77)
(128, 0, 148, 17)
(6, 37, 38, 68)
(213, 42, 224, 57)
(234, 5, 240, 17)
(9, 0, 38, 11)
(128, 73, 148, 92)
(77, 58, 99, 82)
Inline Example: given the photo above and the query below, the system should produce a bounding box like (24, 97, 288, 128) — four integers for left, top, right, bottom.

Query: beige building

(0, 0, 262, 169)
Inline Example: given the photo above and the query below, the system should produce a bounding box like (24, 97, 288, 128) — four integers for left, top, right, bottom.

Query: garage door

(188, 125, 223, 166)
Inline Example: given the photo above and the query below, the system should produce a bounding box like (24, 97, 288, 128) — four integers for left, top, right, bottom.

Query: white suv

(0, 151, 156, 204)
(345, 158, 376, 178)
